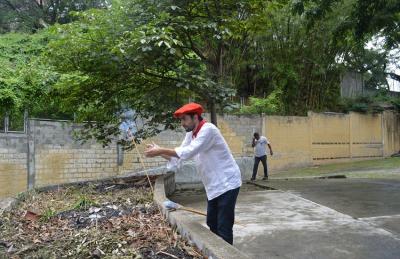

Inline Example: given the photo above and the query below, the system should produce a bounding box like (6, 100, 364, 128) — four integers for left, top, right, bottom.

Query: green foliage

(391, 98, 400, 112)
(0, 31, 71, 119)
(293, 0, 400, 86)
(73, 195, 96, 210)
(1, 0, 398, 145)
(337, 91, 400, 114)
(43, 0, 267, 144)
(239, 92, 284, 115)
(0, 0, 110, 33)
(238, 1, 347, 115)
(40, 207, 57, 222)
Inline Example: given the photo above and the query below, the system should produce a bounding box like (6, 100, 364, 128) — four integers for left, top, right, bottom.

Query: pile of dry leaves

(0, 176, 204, 258)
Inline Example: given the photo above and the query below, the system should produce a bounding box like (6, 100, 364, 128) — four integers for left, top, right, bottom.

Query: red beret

(174, 103, 204, 118)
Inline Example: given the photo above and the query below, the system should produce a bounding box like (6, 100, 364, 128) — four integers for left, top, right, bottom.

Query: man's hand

(270, 150, 273, 156)
(252, 137, 257, 147)
(144, 143, 179, 158)
(145, 144, 161, 157)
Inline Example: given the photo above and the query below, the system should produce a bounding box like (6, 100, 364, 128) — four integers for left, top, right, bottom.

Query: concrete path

(263, 178, 400, 235)
(170, 180, 400, 259)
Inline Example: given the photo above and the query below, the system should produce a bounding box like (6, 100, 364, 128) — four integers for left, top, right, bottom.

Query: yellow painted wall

(35, 147, 120, 188)
(383, 111, 400, 156)
(0, 148, 27, 198)
(350, 112, 383, 158)
(310, 112, 351, 163)
(265, 116, 312, 171)
(262, 111, 397, 170)
(0, 161, 27, 198)
(1, 112, 399, 199)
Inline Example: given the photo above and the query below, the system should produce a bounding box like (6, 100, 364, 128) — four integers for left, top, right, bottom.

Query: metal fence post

(4, 112, 9, 133)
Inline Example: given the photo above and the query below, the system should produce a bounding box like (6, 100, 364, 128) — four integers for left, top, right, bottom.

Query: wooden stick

(176, 207, 242, 225)
(178, 207, 207, 216)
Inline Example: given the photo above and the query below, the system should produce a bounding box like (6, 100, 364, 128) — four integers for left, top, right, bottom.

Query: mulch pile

(0, 176, 204, 258)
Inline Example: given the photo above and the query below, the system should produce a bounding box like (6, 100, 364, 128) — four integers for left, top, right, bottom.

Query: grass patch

(73, 195, 97, 210)
(271, 157, 400, 179)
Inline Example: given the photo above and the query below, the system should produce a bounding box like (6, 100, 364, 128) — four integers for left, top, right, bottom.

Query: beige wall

(0, 111, 399, 198)
(265, 116, 312, 171)
(0, 114, 261, 198)
(0, 147, 27, 198)
(350, 112, 383, 158)
(383, 111, 400, 156)
(311, 112, 351, 162)
(265, 111, 398, 171)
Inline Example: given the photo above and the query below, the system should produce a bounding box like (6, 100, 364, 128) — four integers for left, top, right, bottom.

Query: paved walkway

(170, 179, 400, 259)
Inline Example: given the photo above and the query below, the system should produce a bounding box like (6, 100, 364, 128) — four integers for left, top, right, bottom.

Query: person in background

(251, 132, 273, 181)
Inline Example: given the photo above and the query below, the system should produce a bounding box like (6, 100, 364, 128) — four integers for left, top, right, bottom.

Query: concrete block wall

(1, 111, 399, 198)
(30, 120, 118, 187)
(214, 114, 263, 156)
(118, 129, 185, 175)
(0, 114, 260, 198)
(30, 120, 190, 188)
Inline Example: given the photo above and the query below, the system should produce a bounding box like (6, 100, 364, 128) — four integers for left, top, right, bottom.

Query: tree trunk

(209, 100, 217, 126)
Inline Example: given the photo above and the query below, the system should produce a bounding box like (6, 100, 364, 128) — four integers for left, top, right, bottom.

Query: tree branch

(29, 0, 42, 9)
(183, 30, 209, 62)
(1, 0, 20, 12)
(142, 70, 180, 82)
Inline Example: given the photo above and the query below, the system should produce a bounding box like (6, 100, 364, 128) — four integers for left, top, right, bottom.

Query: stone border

(0, 197, 17, 215)
(154, 173, 250, 259)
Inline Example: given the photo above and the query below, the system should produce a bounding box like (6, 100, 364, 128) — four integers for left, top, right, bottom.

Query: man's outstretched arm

(145, 146, 179, 158)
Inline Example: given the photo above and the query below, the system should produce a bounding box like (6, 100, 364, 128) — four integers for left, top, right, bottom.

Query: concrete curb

(154, 173, 251, 259)
(246, 175, 347, 189)
(268, 174, 347, 181)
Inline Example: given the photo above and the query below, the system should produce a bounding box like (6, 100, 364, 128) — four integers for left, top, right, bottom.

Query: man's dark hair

(187, 113, 203, 121)
(253, 132, 260, 138)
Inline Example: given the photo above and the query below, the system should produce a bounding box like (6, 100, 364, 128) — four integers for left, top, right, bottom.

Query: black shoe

(262, 176, 268, 180)
(250, 178, 256, 181)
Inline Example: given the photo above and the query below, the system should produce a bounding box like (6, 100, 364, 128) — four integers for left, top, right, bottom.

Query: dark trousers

(206, 187, 240, 245)
(252, 155, 268, 179)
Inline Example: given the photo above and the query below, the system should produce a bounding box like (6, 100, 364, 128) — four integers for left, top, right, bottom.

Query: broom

(163, 200, 242, 225)
(163, 200, 207, 216)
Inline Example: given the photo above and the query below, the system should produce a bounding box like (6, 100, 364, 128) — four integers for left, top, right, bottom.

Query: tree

(293, 0, 400, 84)
(0, 0, 110, 33)
(159, 0, 264, 124)
(44, 0, 268, 145)
(0, 32, 68, 120)
(235, 0, 360, 115)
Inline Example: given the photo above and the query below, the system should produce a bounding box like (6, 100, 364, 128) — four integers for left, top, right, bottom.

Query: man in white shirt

(251, 132, 273, 181)
(144, 103, 242, 245)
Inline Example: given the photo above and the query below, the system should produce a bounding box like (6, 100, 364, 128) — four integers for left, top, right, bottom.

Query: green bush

(238, 91, 283, 115)
(337, 92, 400, 114)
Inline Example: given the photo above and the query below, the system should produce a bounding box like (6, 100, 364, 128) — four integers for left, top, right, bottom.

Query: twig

(156, 250, 179, 259)
(104, 185, 115, 190)
(131, 139, 170, 239)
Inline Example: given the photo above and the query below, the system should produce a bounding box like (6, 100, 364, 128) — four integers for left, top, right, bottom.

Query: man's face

(180, 114, 197, 132)
(254, 134, 260, 140)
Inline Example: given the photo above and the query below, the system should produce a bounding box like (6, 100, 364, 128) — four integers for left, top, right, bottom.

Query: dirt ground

(0, 176, 204, 259)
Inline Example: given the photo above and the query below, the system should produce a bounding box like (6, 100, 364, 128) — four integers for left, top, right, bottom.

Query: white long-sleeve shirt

(167, 122, 242, 200)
